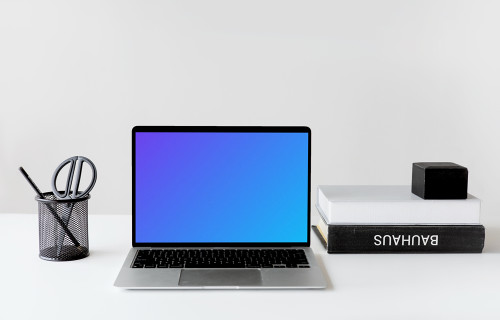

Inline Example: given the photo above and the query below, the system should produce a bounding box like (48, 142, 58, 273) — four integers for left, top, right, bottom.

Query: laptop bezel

(132, 126, 311, 248)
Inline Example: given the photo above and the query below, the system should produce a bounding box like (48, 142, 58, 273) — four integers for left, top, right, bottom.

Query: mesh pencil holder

(36, 192, 90, 261)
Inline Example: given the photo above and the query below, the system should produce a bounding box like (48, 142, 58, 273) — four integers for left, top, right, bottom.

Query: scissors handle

(51, 156, 97, 199)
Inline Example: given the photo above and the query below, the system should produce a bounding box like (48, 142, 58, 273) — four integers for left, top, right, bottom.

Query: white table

(1, 213, 499, 319)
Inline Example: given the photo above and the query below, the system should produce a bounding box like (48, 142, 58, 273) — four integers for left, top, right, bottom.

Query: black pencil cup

(36, 192, 90, 261)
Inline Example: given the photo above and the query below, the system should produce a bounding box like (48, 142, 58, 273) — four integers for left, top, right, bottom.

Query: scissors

(51, 156, 97, 255)
(52, 156, 97, 200)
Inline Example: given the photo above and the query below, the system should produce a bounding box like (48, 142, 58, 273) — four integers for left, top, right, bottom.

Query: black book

(312, 222, 485, 253)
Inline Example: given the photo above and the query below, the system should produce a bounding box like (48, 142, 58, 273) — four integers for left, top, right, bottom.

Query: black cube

(412, 162, 468, 199)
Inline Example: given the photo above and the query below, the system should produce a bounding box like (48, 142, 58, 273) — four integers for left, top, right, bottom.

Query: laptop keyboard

(131, 249, 310, 269)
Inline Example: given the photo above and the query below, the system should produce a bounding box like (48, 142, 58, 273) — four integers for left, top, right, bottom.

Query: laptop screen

(133, 127, 310, 246)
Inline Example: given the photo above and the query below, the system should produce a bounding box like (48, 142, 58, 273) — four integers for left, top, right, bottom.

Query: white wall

(1, 1, 499, 225)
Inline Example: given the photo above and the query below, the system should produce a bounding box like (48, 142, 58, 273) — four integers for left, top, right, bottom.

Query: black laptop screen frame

(132, 126, 311, 248)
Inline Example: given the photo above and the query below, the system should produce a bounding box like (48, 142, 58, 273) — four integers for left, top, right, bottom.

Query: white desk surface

(1, 213, 499, 320)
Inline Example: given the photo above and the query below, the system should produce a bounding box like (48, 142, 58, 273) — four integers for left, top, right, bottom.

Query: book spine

(323, 225, 485, 253)
(325, 201, 481, 224)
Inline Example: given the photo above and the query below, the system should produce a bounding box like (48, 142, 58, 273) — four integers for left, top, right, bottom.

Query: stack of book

(313, 185, 485, 253)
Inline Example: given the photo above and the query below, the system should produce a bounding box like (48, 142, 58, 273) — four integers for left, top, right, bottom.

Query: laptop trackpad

(179, 269, 263, 287)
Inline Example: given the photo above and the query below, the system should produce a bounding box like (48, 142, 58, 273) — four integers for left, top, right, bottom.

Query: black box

(412, 162, 468, 199)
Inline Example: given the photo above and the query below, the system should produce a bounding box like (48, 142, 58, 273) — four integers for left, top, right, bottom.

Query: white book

(316, 185, 481, 225)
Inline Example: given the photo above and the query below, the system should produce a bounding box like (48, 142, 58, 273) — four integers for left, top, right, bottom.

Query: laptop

(114, 126, 327, 289)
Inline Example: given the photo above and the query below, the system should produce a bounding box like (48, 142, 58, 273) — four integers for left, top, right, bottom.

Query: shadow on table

(315, 253, 334, 290)
(483, 227, 500, 253)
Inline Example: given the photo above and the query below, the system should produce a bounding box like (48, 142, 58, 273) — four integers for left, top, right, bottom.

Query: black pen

(19, 167, 44, 198)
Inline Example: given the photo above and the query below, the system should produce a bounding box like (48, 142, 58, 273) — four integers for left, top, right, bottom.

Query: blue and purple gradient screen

(135, 131, 309, 243)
